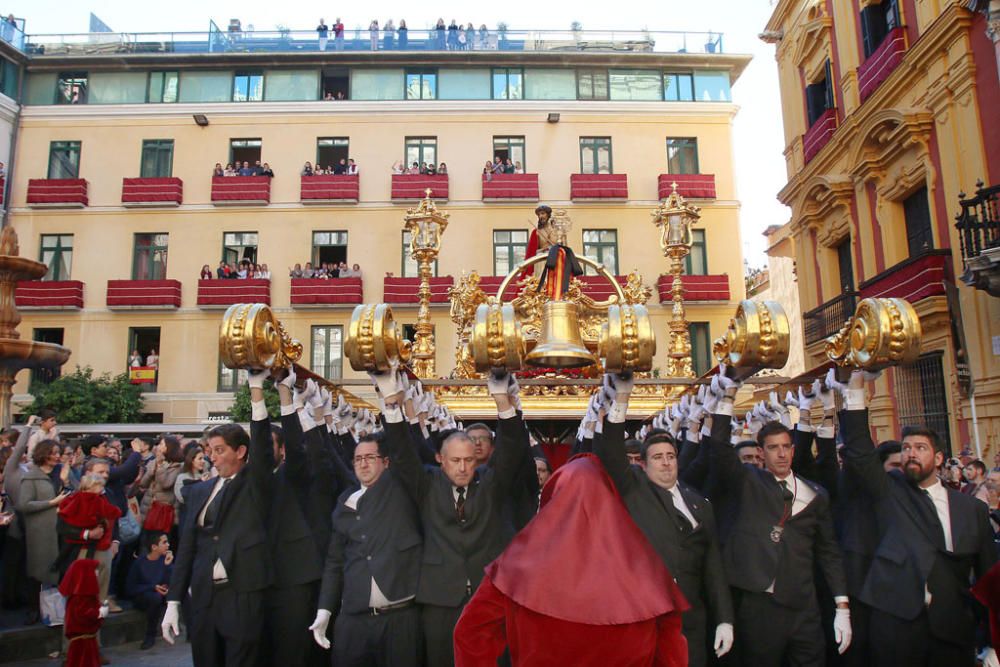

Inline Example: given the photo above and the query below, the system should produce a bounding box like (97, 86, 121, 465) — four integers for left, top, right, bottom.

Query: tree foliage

(229, 381, 281, 422)
(25, 366, 145, 423)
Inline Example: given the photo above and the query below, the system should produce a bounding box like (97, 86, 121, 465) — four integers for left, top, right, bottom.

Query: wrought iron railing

(803, 291, 858, 345)
(955, 180, 1000, 267)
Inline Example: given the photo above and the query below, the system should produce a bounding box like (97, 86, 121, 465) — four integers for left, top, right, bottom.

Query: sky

(8, 0, 790, 268)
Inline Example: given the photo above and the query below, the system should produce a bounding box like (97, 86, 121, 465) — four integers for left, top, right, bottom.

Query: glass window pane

(693, 71, 731, 102)
(609, 70, 663, 101)
(492, 71, 508, 100)
(264, 69, 319, 101)
(25, 72, 57, 105)
(162, 72, 179, 103)
(178, 71, 233, 103)
(421, 73, 437, 99)
(48, 142, 81, 179)
(352, 69, 404, 100)
(140, 140, 173, 178)
(90, 72, 146, 104)
(525, 69, 576, 100)
(438, 69, 490, 99)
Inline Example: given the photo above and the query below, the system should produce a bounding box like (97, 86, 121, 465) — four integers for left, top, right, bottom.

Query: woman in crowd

(128, 349, 143, 368)
(17, 439, 68, 624)
(392, 160, 404, 174)
(397, 20, 408, 49)
(173, 446, 208, 531)
(138, 436, 184, 540)
(212, 163, 224, 177)
(383, 19, 395, 50)
(223, 163, 237, 176)
(302, 262, 316, 279)
(289, 263, 303, 279)
(483, 161, 495, 181)
(438, 162, 449, 175)
(435, 19, 446, 49)
(478, 24, 490, 49)
(369, 20, 379, 50)
(515, 161, 524, 174)
(504, 158, 516, 174)
(199, 264, 212, 280)
(260, 163, 274, 178)
(448, 19, 459, 50)
(301, 161, 314, 177)
(258, 263, 271, 280)
(463, 23, 474, 50)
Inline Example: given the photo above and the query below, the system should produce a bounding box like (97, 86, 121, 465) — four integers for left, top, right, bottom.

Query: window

(147, 71, 179, 103)
(492, 136, 525, 170)
(133, 233, 168, 280)
(583, 230, 619, 275)
(311, 326, 344, 381)
(264, 69, 318, 101)
(233, 70, 264, 101)
(321, 66, 350, 99)
(312, 231, 348, 266)
(48, 141, 81, 179)
(836, 238, 855, 291)
(438, 69, 491, 100)
(664, 72, 694, 101)
(524, 69, 576, 100)
(140, 140, 174, 178)
(39, 234, 73, 281)
(222, 232, 258, 266)
(405, 137, 437, 170)
(492, 68, 523, 100)
(229, 138, 262, 166)
(405, 69, 437, 100)
(693, 71, 732, 102)
(316, 138, 350, 169)
(579, 137, 612, 174)
(903, 186, 933, 256)
(577, 69, 608, 100)
(609, 70, 663, 101)
(56, 72, 87, 104)
(217, 360, 248, 393)
(128, 327, 161, 392)
(689, 322, 712, 377)
(685, 230, 707, 276)
(31, 329, 64, 386)
(402, 231, 438, 277)
(493, 230, 529, 275)
(861, 0, 901, 59)
(666, 138, 699, 174)
(178, 71, 232, 103)
(351, 69, 404, 101)
(90, 72, 146, 104)
(805, 60, 834, 127)
(894, 351, 951, 454)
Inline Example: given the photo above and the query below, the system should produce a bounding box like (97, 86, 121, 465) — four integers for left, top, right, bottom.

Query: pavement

(8, 639, 193, 666)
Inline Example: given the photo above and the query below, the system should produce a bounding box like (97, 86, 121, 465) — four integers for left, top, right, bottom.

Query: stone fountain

(0, 226, 71, 426)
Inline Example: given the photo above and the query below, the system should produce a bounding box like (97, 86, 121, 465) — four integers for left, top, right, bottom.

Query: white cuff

(298, 411, 317, 433)
(382, 406, 404, 424)
(608, 402, 628, 424)
(251, 400, 269, 422)
(594, 419, 605, 435)
(845, 389, 866, 411)
(407, 416, 421, 425)
(715, 400, 734, 417)
(700, 423, 712, 438)
(817, 425, 835, 439)
(796, 423, 813, 433)
(686, 429, 701, 444)
(279, 403, 296, 417)
(730, 434, 743, 445)
(497, 407, 517, 420)
(834, 596, 850, 605)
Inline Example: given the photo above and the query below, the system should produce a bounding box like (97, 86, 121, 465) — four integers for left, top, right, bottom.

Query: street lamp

(652, 182, 701, 378)
(404, 189, 450, 378)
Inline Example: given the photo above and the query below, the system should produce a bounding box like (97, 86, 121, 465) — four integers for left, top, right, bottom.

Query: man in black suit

(162, 369, 276, 666)
(835, 368, 997, 667)
(704, 368, 852, 667)
(307, 369, 424, 666)
(383, 366, 530, 667)
(594, 373, 734, 667)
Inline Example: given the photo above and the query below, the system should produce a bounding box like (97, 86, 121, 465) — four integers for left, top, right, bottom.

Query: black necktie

(669, 489, 693, 532)
(203, 478, 232, 530)
(920, 488, 947, 550)
(779, 480, 794, 515)
(455, 486, 466, 523)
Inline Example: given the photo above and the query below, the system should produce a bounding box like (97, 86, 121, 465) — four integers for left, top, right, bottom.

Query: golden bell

(524, 301, 597, 369)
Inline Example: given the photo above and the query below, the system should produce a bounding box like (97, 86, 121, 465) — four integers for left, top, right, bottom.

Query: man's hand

(49, 491, 69, 507)
(487, 372, 515, 412)
(247, 368, 269, 390)
(98, 604, 109, 619)
(833, 607, 852, 654)
(982, 647, 999, 667)
(161, 601, 180, 644)
(88, 525, 105, 541)
(164, 550, 174, 566)
(277, 366, 297, 390)
(713, 622, 734, 658)
(130, 438, 144, 453)
(309, 609, 332, 649)
(368, 358, 403, 403)
(154, 584, 169, 596)
(110, 540, 119, 557)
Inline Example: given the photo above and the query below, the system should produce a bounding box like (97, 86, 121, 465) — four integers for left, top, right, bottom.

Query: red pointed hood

(486, 454, 689, 625)
(59, 558, 100, 597)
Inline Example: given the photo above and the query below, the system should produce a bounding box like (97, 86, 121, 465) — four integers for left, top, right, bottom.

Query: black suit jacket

(707, 413, 847, 609)
(840, 409, 996, 645)
(595, 419, 733, 627)
(317, 443, 422, 615)
(168, 419, 274, 614)
(388, 414, 529, 608)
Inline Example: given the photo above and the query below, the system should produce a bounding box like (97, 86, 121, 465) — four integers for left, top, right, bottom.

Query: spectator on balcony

(289, 263, 303, 279)
(323, 92, 334, 100)
(503, 158, 516, 174)
(407, 162, 421, 175)
(438, 162, 448, 175)
(302, 162, 314, 177)
(463, 23, 474, 50)
(146, 349, 159, 369)
(333, 17, 344, 50)
(492, 156, 504, 174)
(483, 161, 495, 182)
(347, 158, 359, 175)
(333, 159, 348, 175)
(369, 20, 379, 50)
(216, 261, 231, 279)
(349, 263, 362, 278)
(392, 160, 404, 174)
(339, 261, 351, 277)
(258, 264, 271, 280)
(435, 18, 446, 49)
(384, 19, 395, 49)
(223, 163, 237, 177)
(200, 265, 212, 280)
(252, 160, 263, 176)
(238, 161, 254, 177)
(260, 163, 274, 178)
(447, 19, 459, 49)
(237, 260, 252, 279)
(129, 350, 143, 368)
(302, 262, 316, 279)
(398, 20, 408, 49)
(250, 263, 261, 279)
(317, 19, 329, 51)
(336, 90, 346, 100)
(515, 161, 524, 174)
(426, 162, 438, 176)
(212, 163, 224, 178)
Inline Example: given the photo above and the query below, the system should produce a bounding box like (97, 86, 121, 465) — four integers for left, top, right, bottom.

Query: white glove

(713, 622, 734, 658)
(982, 647, 999, 667)
(833, 607, 852, 654)
(309, 609, 332, 650)
(652, 414, 666, 431)
(826, 367, 869, 411)
(487, 371, 511, 397)
(98, 604, 109, 619)
(248, 368, 269, 390)
(161, 601, 180, 644)
(368, 358, 402, 398)
(637, 424, 649, 440)
(714, 364, 739, 397)
(686, 387, 707, 427)
(278, 367, 297, 390)
(321, 388, 335, 416)
(769, 391, 791, 427)
(607, 372, 635, 398)
(307, 380, 325, 410)
(701, 383, 720, 415)
(796, 386, 816, 414)
(507, 375, 522, 412)
(813, 377, 837, 412)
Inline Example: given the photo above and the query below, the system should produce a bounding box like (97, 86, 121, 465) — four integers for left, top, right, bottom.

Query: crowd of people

(483, 156, 524, 179)
(1, 361, 997, 666)
(352, 19, 499, 52)
(301, 159, 359, 176)
(392, 161, 449, 175)
(201, 260, 272, 280)
(212, 161, 275, 178)
(288, 261, 362, 279)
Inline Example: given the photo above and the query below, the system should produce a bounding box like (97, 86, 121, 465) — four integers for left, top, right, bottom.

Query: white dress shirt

(665, 484, 699, 530)
(198, 474, 235, 582)
(772, 472, 816, 516)
(344, 483, 415, 608)
(923, 479, 954, 552)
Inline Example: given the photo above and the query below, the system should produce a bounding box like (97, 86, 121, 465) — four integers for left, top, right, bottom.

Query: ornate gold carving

(344, 303, 412, 372)
(824, 297, 921, 370)
(713, 300, 791, 371)
(219, 303, 303, 371)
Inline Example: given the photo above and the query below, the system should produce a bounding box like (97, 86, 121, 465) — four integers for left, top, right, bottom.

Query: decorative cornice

(849, 108, 934, 185)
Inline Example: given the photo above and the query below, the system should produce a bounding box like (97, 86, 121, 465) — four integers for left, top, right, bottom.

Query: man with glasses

(308, 374, 423, 666)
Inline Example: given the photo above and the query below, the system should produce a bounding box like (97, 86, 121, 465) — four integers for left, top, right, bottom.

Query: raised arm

(485, 372, 530, 498)
(705, 369, 747, 489)
(373, 365, 428, 504)
(246, 369, 278, 504)
(832, 369, 889, 502)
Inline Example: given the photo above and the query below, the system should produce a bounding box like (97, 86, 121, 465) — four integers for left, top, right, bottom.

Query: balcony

(300, 174, 359, 204)
(570, 174, 628, 200)
(859, 249, 951, 302)
(16, 280, 84, 310)
(197, 279, 270, 308)
(658, 174, 717, 200)
(290, 277, 364, 307)
(106, 279, 182, 309)
(858, 27, 906, 103)
(383, 276, 454, 304)
(482, 174, 540, 201)
(211, 176, 270, 205)
(391, 174, 448, 201)
(956, 182, 1000, 296)
(121, 177, 183, 207)
(656, 274, 731, 302)
(477, 276, 529, 301)
(802, 109, 837, 164)
(27, 179, 88, 208)
(804, 291, 858, 345)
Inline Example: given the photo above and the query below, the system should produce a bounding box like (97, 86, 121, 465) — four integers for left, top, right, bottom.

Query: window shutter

(860, 6, 876, 58)
(824, 59, 834, 111)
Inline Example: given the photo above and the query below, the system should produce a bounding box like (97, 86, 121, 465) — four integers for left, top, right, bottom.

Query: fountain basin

(0, 339, 72, 373)
(0, 256, 48, 282)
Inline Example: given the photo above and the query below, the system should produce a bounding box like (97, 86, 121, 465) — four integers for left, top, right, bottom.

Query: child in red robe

(59, 558, 108, 667)
(454, 454, 690, 667)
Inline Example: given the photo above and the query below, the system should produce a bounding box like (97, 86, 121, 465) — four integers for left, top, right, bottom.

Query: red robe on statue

(454, 454, 690, 667)
(59, 558, 103, 667)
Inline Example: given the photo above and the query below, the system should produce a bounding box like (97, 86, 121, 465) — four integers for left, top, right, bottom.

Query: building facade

(763, 0, 1000, 459)
(3, 28, 749, 423)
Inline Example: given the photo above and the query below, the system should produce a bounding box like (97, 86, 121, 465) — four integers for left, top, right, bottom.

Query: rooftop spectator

(384, 19, 395, 50)
(369, 20, 379, 50)
(398, 20, 408, 49)
(435, 19, 446, 49)
(448, 20, 459, 50)
(316, 19, 329, 51)
(333, 17, 344, 50)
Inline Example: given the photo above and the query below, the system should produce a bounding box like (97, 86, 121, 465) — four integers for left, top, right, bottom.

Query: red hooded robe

(454, 454, 690, 667)
(58, 491, 121, 552)
(59, 558, 103, 667)
(972, 560, 1000, 650)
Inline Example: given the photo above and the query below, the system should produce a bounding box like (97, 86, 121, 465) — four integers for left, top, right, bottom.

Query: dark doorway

(322, 67, 350, 99)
